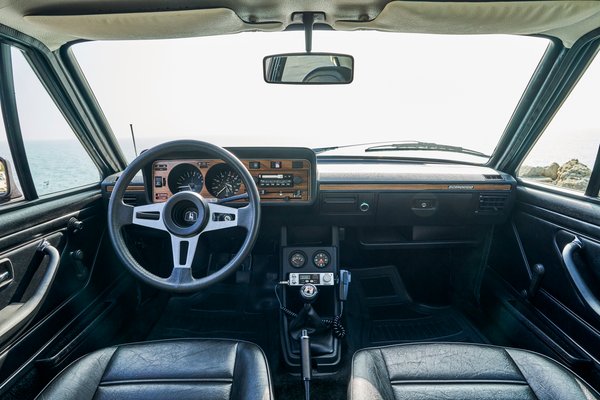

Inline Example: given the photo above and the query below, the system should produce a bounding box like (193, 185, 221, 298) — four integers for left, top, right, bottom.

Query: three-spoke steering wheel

(107, 140, 261, 293)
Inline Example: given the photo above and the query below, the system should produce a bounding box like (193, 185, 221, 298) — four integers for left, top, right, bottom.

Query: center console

(278, 226, 349, 372)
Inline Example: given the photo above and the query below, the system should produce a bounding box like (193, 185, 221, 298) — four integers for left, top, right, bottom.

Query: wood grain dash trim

(106, 185, 145, 192)
(319, 183, 512, 191)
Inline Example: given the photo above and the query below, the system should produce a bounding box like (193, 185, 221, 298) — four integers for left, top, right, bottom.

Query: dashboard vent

(123, 195, 138, 206)
(478, 193, 509, 213)
(483, 174, 503, 180)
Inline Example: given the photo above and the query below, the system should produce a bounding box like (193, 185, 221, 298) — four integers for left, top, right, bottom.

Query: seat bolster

(349, 348, 395, 400)
(230, 341, 274, 400)
(506, 348, 600, 399)
(36, 347, 118, 400)
(36, 339, 274, 400)
(349, 343, 600, 400)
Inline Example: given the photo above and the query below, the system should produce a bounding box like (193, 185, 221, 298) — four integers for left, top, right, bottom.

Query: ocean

(0, 134, 598, 197)
(0, 139, 100, 196)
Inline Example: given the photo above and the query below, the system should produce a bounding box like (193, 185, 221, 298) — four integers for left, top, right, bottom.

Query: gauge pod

(167, 163, 204, 194)
(289, 251, 307, 268)
(313, 251, 330, 268)
(205, 163, 242, 199)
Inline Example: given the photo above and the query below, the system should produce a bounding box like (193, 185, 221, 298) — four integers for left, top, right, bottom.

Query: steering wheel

(107, 140, 261, 293)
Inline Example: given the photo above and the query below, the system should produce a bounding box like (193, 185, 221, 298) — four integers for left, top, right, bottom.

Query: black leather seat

(36, 339, 273, 400)
(350, 342, 600, 400)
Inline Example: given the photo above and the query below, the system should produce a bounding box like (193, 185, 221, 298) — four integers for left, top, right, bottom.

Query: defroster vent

(483, 174, 503, 180)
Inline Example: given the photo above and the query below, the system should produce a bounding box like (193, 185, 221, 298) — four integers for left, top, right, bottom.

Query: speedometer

(167, 163, 204, 194)
(206, 164, 242, 199)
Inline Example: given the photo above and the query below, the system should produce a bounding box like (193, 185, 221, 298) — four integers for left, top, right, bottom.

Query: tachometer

(167, 163, 204, 194)
(206, 164, 242, 199)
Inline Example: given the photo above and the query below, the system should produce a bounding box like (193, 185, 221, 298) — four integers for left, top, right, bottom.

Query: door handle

(0, 240, 60, 343)
(0, 258, 14, 289)
(561, 236, 600, 317)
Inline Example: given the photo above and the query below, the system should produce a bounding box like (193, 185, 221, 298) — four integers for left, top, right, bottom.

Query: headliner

(1, 1, 599, 50)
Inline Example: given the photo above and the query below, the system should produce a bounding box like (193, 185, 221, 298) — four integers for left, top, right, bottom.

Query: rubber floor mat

(145, 284, 280, 364)
(347, 265, 488, 348)
(367, 304, 487, 345)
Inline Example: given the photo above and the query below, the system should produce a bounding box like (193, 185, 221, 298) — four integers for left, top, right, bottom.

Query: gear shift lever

(300, 329, 311, 400)
(297, 284, 319, 400)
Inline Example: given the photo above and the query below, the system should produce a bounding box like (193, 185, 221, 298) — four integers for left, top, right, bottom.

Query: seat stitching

(263, 346, 275, 400)
(349, 351, 358, 400)
(378, 348, 395, 400)
(228, 342, 239, 400)
(391, 380, 529, 386)
(91, 347, 119, 400)
(504, 348, 539, 400)
(99, 378, 234, 386)
(390, 379, 529, 385)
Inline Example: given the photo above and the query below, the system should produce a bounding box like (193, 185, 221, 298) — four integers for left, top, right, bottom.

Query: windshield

(72, 31, 548, 162)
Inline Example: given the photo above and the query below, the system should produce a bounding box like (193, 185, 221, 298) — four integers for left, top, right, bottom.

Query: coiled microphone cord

(275, 283, 346, 338)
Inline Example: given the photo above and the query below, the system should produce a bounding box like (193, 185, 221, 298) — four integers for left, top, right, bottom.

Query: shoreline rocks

(0, 162, 7, 194)
(519, 159, 591, 191)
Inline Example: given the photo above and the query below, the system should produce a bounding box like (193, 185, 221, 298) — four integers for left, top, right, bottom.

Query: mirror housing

(0, 157, 11, 200)
(264, 53, 354, 84)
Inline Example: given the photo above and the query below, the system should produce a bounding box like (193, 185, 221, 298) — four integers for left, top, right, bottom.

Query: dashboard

(102, 146, 518, 231)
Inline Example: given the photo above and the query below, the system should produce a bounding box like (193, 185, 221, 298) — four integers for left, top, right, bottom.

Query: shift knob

(299, 283, 318, 303)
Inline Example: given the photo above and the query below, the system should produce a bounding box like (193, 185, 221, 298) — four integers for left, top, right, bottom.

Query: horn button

(163, 192, 209, 236)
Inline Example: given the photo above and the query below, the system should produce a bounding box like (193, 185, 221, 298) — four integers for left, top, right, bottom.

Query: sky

(2, 30, 598, 167)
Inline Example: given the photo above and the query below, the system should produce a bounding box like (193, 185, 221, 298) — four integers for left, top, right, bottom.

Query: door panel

(0, 194, 104, 321)
(485, 185, 600, 386)
(0, 191, 132, 398)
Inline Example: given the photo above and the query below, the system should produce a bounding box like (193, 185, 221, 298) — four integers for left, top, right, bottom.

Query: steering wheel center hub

(163, 191, 209, 236)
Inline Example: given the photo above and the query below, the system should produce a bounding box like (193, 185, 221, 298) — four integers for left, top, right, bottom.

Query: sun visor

(24, 8, 283, 48)
(334, 1, 600, 47)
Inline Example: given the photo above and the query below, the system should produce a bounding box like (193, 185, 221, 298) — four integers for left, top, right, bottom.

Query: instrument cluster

(152, 158, 312, 203)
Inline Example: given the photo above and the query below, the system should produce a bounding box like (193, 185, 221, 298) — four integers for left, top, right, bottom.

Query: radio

(258, 174, 294, 188)
(288, 272, 335, 286)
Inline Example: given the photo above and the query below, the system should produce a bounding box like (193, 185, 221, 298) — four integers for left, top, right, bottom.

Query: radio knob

(293, 176, 303, 184)
(323, 274, 332, 283)
(359, 202, 370, 212)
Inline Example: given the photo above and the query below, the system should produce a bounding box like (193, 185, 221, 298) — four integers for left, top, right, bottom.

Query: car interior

(0, 1, 600, 399)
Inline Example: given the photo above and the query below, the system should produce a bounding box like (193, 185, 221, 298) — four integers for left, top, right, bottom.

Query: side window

(518, 52, 600, 194)
(11, 48, 99, 196)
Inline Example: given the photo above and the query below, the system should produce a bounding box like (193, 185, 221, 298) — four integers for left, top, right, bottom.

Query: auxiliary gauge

(289, 251, 307, 268)
(313, 251, 330, 269)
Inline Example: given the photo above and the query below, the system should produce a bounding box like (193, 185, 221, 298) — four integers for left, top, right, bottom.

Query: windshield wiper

(313, 145, 343, 154)
(364, 141, 490, 158)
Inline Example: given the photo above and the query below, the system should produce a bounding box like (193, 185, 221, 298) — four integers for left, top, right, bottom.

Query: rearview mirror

(0, 158, 10, 200)
(264, 53, 354, 84)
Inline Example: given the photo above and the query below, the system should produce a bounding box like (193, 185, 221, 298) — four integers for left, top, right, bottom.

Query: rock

(519, 162, 559, 180)
(554, 159, 591, 191)
(520, 165, 545, 177)
(544, 162, 560, 180)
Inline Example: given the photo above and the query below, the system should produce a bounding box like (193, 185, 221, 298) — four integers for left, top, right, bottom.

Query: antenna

(129, 123, 138, 157)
